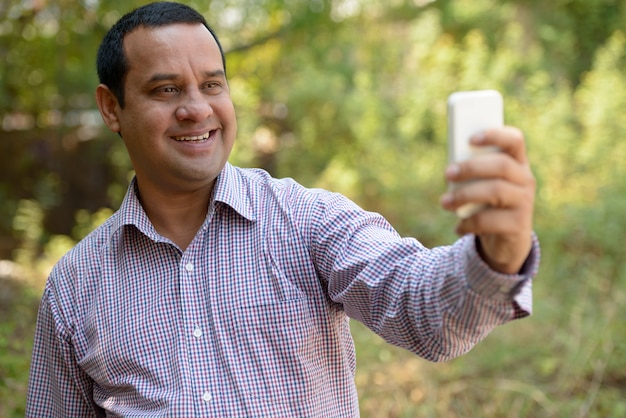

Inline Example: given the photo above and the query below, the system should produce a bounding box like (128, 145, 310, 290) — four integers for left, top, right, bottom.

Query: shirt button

(193, 327, 203, 338)
(202, 392, 212, 402)
(185, 263, 194, 272)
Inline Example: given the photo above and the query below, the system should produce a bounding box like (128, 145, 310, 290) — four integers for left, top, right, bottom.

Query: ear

(95, 84, 122, 134)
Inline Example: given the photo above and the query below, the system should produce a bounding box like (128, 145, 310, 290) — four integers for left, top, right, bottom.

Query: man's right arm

(26, 284, 101, 418)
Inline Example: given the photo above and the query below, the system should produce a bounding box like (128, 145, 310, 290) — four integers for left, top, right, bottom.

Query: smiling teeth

(174, 132, 210, 141)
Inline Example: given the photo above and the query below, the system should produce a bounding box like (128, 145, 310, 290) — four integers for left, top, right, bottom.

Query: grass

(351, 299, 625, 418)
(0, 277, 37, 418)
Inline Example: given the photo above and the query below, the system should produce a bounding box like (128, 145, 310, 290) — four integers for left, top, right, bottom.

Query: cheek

(214, 95, 235, 116)
(124, 108, 172, 135)
(220, 101, 237, 129)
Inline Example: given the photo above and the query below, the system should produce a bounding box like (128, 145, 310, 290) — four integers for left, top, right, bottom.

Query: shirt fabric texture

(26, 162, 539, 417)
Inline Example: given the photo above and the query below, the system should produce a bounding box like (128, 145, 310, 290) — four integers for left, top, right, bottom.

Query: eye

(202, 81, 223, 93)
(153, 85, 180, 96)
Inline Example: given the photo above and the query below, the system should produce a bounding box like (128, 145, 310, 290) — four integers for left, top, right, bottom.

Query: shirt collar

(212, 162, 256, 222)
(112, 178, 158, 239)
(112, 162, 256, 235)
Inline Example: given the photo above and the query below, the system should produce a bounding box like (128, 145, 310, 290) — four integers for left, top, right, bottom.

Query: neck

(136, 178, 214, 251)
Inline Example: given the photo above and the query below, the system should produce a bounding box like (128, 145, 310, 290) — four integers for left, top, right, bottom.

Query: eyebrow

(203, 70, 226, 78)
(147, 70, 226, 84)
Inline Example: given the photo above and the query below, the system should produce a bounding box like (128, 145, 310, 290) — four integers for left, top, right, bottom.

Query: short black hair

(96, 1, 226, 108)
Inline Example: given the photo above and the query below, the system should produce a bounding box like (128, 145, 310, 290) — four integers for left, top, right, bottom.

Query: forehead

(123, 23, 223, 77)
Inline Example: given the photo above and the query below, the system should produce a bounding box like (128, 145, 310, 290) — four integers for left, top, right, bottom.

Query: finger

(446, 152, 532, 185)
(442, 178, 532, 212)
(472, 126, 528, 164)
(454, 206, 533, 236)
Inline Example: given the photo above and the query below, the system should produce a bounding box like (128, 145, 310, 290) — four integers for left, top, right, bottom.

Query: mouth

(172, 130, 216, 143)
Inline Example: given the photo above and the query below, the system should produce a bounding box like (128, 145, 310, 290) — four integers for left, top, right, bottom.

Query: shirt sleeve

(310, 192, 539, 362)
(26, 284, 102, 418)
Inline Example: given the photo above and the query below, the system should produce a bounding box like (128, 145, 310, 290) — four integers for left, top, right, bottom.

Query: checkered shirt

(26, 162, 539, 417)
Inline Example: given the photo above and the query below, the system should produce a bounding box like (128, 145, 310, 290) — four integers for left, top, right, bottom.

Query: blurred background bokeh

(1, 0, 625, 416)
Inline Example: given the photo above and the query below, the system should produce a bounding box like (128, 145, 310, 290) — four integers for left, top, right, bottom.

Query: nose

(175, 89, 213, 122)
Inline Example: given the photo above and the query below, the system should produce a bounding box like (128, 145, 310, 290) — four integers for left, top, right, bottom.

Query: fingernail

(446, 164, 460, 178)
(471, 132, 486, 144)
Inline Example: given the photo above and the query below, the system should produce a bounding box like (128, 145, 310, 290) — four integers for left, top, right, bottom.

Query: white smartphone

(447, 90, 503, 218)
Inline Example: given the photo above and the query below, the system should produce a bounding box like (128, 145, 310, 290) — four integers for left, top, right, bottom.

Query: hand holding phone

(447, 90, 503, 218)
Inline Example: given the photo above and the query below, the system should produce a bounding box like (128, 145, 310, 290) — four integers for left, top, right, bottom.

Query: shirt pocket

(229, 297, 326, 408)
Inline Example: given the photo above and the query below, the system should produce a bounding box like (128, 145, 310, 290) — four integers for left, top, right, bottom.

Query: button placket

(179, 233, 223, 411)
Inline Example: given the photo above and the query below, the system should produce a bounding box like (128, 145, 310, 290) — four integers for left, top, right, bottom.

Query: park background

(1, 0, 625, 416)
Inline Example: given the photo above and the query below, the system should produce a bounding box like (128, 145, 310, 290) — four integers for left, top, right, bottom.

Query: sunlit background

(1, 0, 625, 416)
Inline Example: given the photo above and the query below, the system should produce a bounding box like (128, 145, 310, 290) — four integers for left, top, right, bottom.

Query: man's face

(110, 23, 236, 194)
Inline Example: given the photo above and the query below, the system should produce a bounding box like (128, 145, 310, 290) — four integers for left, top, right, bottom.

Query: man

(26, 2, 539, 416)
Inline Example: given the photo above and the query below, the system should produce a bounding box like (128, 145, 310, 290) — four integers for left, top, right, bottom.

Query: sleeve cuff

(461, 232, 539, 315)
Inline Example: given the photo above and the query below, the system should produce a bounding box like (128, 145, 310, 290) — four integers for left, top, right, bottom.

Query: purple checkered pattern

(26, 162, 538, 417)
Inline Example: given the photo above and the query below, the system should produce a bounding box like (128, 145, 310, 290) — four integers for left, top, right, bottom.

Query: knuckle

(452, 186, 468, 204)
(503, 126, 524, 143)
(492, 181, 509, 206)
(498, 157, 514, 177)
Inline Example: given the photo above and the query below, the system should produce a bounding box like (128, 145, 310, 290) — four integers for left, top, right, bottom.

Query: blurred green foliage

(1, 0, 625, 416)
